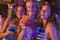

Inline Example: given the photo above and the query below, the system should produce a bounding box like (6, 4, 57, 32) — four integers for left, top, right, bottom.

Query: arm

(17, 20, 21, 34)
(17, 19, 26, 40)
(17, 29, 24, 40)
(1, 17, 10, 32)
(0, 30, 13, 39)
(17, 19, 26, 33)
(0, 32, 8, 39)
(46, 22, 58, 40)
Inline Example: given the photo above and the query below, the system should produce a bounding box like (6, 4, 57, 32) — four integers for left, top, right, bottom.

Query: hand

(36, 33, 48, 40)
(19, 19, 25, 26)
(5, 30, 14, 35)
(18, 20, 25, 32)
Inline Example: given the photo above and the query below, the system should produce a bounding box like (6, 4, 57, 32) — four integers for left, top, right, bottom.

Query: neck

(43, 19, 47, 27)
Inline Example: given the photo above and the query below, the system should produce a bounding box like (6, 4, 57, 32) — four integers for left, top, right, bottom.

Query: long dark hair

(11, 4, 26, 23)
(37, 2, 58, 29)
(15, 4, 26, 15)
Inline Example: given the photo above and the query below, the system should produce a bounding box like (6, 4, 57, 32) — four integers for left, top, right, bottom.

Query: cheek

(40, 11, 43, 15)
(27, 8, 30, 11)
(20, 14, 24, 18)
(16, 13, 20, 17)
(45, 12, 51, 18)
(28, 13, 32, 17)
(27, 6, 30, 12)
(46, 11, 51, 16)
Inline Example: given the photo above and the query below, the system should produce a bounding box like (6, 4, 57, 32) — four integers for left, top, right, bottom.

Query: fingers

(6, 30, 14, 35)
(36, 33, 46, 40)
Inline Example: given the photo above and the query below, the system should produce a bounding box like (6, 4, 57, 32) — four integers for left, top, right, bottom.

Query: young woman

(1, 5, 26, 32)
(26, 0, 38, 38)
(0, 5, 26, 40)
(17, 1, 38, 40)
(37, 2, 58, 40)
(17, 15, 33, 40)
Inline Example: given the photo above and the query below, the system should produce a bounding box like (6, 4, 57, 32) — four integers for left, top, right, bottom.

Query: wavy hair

(37, 2, 58, 29)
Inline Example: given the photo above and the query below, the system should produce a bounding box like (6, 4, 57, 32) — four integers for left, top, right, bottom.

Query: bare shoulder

(46, 22, 58, 40)
(46, 22, 57, 33)
(46, 22, 56, 29)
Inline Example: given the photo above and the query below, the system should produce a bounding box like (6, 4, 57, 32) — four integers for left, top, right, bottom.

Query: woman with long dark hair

(37, 2, 58, 40)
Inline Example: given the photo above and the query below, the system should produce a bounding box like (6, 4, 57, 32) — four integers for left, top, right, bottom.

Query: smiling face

(16, 6, 25, 19)
(40, 5, 51, 20)
(26, 1, 38, 19)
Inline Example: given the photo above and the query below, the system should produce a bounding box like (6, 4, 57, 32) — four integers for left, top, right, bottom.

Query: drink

(8, 26, 16, 32)
(36, 27, 45, 40)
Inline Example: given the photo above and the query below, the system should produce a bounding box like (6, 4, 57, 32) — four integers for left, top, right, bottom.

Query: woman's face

(16, 6, 25, 19)
(26, 1, 37, 19)
(40, 5, 51, 20)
